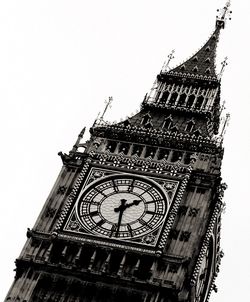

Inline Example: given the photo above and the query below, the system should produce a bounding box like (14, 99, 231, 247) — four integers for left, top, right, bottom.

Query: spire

(216, 1, 232, 29)
(163, 2, 231, 81)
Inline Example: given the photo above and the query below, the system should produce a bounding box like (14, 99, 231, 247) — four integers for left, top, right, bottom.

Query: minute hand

(114, 199, 127, 237)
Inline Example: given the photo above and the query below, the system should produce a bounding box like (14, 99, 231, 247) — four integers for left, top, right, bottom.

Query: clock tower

(5, 3, 231, 302)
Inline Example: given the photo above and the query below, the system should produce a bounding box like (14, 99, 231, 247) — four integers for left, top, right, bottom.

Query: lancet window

(195, 96, 204, 109)
(162, 116, 173, 130)
(178, 93, 187, 106)
(168, 92, 178, 106)
(186, 95, 196, 108)
(160, 90, 170, 104)
(185, 120, 195, 132)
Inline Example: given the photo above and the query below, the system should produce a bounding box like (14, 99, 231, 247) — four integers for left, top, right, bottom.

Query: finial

(220, 113, 230, 139)
(219, 100, 226, 115)
(218, 57, 228, 79)
(216, 1, 232, 29)
(71, 127, 86, 152)
(100, 96, 113, 121)
(162, 50, 175, 72)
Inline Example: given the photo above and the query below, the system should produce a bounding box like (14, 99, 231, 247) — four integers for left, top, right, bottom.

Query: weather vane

(162, 50, 175, 72)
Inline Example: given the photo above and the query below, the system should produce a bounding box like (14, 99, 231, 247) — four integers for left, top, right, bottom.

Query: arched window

(160, 90, 170, 103)
(168, 92, 178, 106)
(195, 96, 203, 110)
(162, 116, 173, 130)
(178, 93, 186, 106)
(186, 95, 196, 108)
(185, 120, 195, 132)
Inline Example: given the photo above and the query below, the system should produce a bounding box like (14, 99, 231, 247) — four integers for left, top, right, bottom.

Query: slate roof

(165, 26, 221, 81)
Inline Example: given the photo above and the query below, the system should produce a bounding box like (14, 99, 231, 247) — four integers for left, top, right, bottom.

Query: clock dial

(76, 174, 167, 239)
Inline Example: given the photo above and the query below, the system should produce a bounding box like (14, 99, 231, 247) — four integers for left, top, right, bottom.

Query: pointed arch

(205, 68, 211, 74)
(144, 121, 153, 129)
(194, 129, 202, 137)
(195, 96, 204, 109)
(171, 125, 178, 133)
(178, 93, 187, 106)
(168, 92, 178, 106)
(160, 90, 170, 103)
(141, 113, 151, 125)
(186, 94, 196, 108)
(162, 116, 173, 130)
(185, 120, 195, 132)
(193, 66, 198, 73)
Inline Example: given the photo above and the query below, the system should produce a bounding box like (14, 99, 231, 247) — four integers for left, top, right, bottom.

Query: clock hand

(114, 199, 127, 237)
(124, 199, 142, 209)
(114, 199, 141, 237)
(132, 199, 142, 205)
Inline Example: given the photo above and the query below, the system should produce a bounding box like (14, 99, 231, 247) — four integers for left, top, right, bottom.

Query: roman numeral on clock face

(110, 224, 117, 237)
(127, 224, 133, 237)
(128, 179, 135, 192)
(112, 179, 119, 192)
(91, 219, 105, 230)
(89, 210, 98, 217)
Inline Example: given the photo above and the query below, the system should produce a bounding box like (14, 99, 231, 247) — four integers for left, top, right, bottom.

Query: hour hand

(132, 199, 142, 205)
(124, 199, 142, 209)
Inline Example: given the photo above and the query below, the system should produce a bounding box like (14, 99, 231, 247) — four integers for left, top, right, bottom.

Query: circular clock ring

(76, 174, 168, 239)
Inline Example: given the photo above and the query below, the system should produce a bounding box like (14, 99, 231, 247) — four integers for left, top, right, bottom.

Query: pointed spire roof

(167, 27, 220, 81)
(163, 1, 231, 82)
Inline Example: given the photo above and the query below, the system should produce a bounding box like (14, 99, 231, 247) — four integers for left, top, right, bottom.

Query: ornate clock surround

(60, 165, 181, 251)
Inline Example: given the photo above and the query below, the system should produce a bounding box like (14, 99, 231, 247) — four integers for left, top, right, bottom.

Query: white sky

(0, 1, 249, 301)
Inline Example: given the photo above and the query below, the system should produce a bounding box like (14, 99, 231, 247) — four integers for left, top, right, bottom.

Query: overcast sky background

(0, 0, 249, 301)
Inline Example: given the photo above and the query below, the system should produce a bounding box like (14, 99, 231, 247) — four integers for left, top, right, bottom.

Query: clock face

(76, 174, 167, 239)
